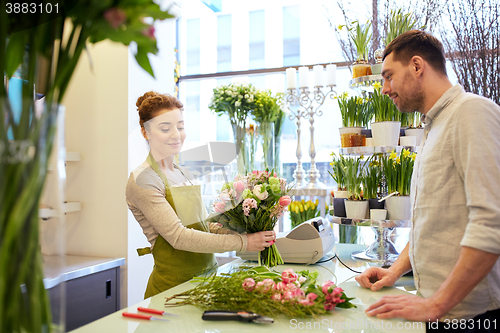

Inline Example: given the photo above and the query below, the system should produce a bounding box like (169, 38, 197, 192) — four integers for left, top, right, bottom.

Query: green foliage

(380, 149, 417, 196)
(370, 83, 400, 122)
(342, 155, 371, 201)
(362, 159, 382, 199)
(336, 92, 373, 127)
(328, 152, 347, 191)
(339, 21, 372, 61)
(384, 9, 420, 47)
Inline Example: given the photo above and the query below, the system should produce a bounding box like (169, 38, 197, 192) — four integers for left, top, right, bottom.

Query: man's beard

(396, 71, 425, 113)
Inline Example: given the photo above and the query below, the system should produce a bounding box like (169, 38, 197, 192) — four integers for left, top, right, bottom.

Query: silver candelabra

(286, 85, 337, 189)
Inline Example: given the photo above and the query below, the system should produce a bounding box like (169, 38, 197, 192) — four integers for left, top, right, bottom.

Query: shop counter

(71, 243, 424, 332)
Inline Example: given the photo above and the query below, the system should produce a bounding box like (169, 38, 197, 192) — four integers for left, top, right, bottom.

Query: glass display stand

(327, 215, 411, 266)
(349, 74, 383, 93)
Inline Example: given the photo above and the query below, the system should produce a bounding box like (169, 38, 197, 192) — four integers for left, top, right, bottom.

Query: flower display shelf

(39, 202, 81, 220)
(339, 145, 418, 156)
(327, 214, 411, 267)
(349, 74, 383, 93)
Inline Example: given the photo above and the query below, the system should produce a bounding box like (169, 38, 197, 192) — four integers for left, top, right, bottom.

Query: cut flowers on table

(208, 170, 294, 267)
(165, 266, 356, 318)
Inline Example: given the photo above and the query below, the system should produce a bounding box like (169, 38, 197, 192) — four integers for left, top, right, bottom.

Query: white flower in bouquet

(253, 184, 269, 200)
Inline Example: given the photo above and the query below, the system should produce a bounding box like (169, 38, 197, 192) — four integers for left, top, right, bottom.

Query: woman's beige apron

(137, 154, 217, 298)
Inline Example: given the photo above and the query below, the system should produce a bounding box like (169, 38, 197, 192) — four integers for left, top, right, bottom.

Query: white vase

(334, 190, 349, 199)
(371, 121, 401, 147)
(345, 200, 369, 219)
(386, 195, 411, 220)
(404, 128, 425, 146)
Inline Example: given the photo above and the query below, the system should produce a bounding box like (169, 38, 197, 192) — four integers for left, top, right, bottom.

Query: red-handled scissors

(122, 312, 168, 321)
(138, 306, 178, 316)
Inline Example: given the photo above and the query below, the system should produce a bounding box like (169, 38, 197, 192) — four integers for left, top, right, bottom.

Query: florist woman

(126, 91, 275, 298)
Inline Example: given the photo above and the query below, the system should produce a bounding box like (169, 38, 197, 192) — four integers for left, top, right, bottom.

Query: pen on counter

(122, 312, 168, 321)
(138, 306, 178, 317)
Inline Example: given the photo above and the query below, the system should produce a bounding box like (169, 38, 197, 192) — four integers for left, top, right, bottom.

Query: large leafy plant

(1, 1, 173, 332)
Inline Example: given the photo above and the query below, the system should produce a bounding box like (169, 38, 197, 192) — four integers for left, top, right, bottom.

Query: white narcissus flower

(252, 184, 268, 200)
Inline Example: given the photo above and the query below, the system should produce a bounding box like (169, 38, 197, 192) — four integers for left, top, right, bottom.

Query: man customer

(355, 30, 500, 331)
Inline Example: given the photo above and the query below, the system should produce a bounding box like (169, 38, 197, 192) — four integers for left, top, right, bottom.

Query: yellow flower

(315, 199, 319, 205)
(299, 205, 304, 213)
(395, 157, 401, 164)
(402, 149, 411, 158)
(330, 162, 334, 167)
(356, 97, 363, 104)
(389, 150, 397, 160)
(360, 154, 365, 160)
(411, 153, 417, 161)
(373, 81, 382, 90)
(338, 24, 343, 31)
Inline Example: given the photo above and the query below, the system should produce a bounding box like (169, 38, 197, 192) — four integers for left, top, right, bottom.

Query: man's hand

(366, 294, 443, 322)
(355, 267, 400, 291)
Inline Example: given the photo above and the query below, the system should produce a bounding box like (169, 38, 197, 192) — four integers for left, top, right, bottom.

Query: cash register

(237, 217, 336, 264)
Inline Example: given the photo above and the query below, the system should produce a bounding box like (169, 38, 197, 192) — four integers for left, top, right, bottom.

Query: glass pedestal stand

(328, 215, 411, 267)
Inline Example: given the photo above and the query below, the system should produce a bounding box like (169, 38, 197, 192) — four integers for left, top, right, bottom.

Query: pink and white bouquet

(210, 170, 294, 267)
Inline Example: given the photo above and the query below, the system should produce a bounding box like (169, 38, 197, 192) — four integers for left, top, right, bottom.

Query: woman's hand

(246, 231, 276, 252)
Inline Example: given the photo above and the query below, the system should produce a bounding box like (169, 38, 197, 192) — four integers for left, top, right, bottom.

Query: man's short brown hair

(383, 30, 447, 76)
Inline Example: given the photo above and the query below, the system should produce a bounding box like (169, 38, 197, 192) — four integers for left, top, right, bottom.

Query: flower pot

(399, 135, 416, 147)
(361, 128, 372, 138)
(351, 61, 372, 78)
(339, 127, 364, 147)
(386, 195, 412, 220)
(333, 198, 347, 217)
(370, 209, 387, 220)
(344, 200, 369, 219)
(368, 198, 385, 210)
(371, 121, 401, 147)
(334, 190, 349, 199)
(405, 128, 425, 146)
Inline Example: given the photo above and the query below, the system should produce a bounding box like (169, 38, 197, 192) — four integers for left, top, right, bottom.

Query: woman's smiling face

(143, 108, 185, 160)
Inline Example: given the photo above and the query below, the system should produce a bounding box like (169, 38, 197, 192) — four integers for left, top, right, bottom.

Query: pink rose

(282, 291, 293, 300)
(233, 180, 245, 193)
(279, 195, 291, 207)
(271, 293, 282, 301)
(255, 279, 275, 293)
(274, 172, 278, 177)
(242, 278, 255, 291)
(291, 288, 305, 299)
(274, 281, 287, 292)
(300, 293, 317, 306)
(300, 299, 314, 306)
(104, 8, 126, 29)
(321, 280, 335, 295)
(281, 268, 298, 284)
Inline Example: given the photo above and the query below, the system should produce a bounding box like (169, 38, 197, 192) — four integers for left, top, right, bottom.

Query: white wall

(63, 40, 129, 308)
